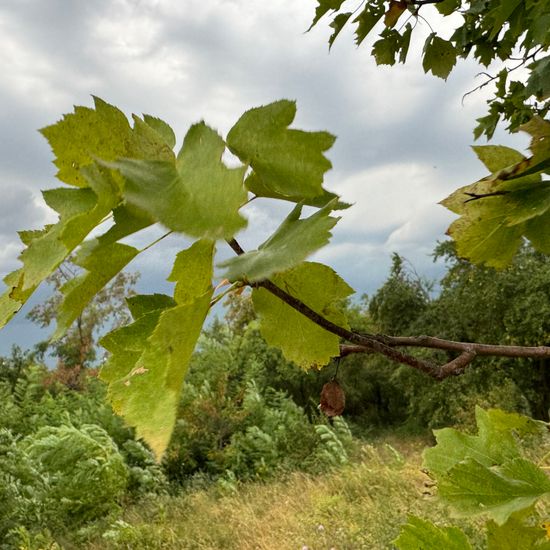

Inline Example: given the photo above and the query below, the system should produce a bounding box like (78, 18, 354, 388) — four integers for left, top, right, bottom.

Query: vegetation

(1, 244, 550, 546)
(0, 1, 549, 547)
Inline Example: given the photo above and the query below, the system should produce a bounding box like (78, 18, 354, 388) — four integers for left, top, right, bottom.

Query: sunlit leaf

(41, 96, 174, 187)
(218, 199, 342, 282)
(252, 262, 353, 368)
(227, 100, 335, 200)
(99, 241, 214, 459)
(394, 516, 472, 550)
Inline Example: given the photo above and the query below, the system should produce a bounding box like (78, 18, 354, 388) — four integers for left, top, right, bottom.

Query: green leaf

(143, 114, 177, 149)
(252, 262, 354, 368)
(423, 407, 545, 478)
(399, 24, 413, 64)
(472, 145, 526, 173)
(308, 0, 346, 30)
(126, 294, 177, 320)
(167, 239, 214, 305)
(525, 56, 550, 101)
(0, 164, 122, 328)
(0, 228, 52, 327)
(488, 0, 523, 40)
(372, 31, 401, 66)
(436, 0, 461, 17)
(354, 1, 385, 45)
(245, 173, 348, 209)
(438, 457, 550, 524)
(96, 203, 154, 246)
(41, 96, 174, 187)
(394, 516, 472, 550)
(0, 270, 32, 329)
(329, 12, 352, 49)
(99, 241, 214, 459)
(487, 511, 550, 549)
(17, 164, 121, 294)
(424, 408, 550, 524)
(226, 100, 335, 200)
(441, 140, 550, 267)
(445, 205, 524, 268)
(218, 199, 342, 282)
(423, 34, 457, 80)
(108, 123, 248, 239)
(53, 241, 139, 340)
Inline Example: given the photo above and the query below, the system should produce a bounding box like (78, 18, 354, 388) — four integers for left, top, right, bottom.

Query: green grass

(86, 437, 484, 550)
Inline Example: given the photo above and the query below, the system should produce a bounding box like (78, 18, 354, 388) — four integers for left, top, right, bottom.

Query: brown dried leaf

(320, 380, 345, 417)
(384, 0, 407, 28)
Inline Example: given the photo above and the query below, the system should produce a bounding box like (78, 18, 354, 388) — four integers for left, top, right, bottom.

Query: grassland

(88, 436, 484, 550)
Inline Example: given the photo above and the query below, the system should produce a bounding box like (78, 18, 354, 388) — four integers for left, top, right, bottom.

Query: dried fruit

(320, 380, 345, 417)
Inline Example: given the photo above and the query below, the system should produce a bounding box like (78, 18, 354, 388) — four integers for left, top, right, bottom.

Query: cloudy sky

(0, 0, 529, 355)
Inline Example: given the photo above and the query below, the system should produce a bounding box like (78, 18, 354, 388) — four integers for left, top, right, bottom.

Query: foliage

(395, 407, 550, 549)
(368, 253, 429, 336)
(0, 97, 357, 458)
(164, 376, 356, 484)
(310, 1, 550, 269)
(24, 424, 128, 524)
(309, 0, 549, 136)
(440, 124, 550, 268)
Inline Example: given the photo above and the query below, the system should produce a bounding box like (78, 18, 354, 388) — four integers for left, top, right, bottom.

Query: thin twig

(139, 231, 173, 253)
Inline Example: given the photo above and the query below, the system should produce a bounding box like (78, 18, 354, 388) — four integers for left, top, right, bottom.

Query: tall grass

(89, 440, 484, 550)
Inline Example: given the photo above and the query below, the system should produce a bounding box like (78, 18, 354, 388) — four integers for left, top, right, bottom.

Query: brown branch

(225, 239, 550, 380)
(374, 335, 550, 358)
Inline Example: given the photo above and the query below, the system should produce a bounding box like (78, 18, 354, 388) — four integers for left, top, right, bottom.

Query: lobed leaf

(218, 199, 343, 282)
(99, 241, 214, 459)
(226, 100, 335, 201)
(0, 166, 122, 327)
(394, 516, 472, 549)
(438, 457, 550, 524)
(252, 262, 354, 368)
(424, 407, 545, 478)
(308, 0, 346, 31)
(41, 96, 174, 187)
(440, 137, 550, 267)
(108, 123, 247, 239)
(487, 511, 550, 550)
(422, 34, 457, 80)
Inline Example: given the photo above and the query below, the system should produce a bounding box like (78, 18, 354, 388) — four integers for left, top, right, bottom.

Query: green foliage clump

(395, 408, 550, 549)
(24, 423, 128, 523)
(164, 377, 356, 484)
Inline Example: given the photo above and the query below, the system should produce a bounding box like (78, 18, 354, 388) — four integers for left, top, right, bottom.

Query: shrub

(23, 423, 128, 525)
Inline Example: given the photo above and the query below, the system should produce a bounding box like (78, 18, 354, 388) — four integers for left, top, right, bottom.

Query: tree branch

(225, 239, 550, 380)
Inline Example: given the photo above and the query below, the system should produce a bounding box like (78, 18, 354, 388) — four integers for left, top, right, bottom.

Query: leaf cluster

(309, 0, 550, 136)
(394, 407, 550, 549)
(0, 98, 355, 458)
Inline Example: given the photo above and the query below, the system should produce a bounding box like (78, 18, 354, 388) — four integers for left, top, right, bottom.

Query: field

(87, 436, 483, 550)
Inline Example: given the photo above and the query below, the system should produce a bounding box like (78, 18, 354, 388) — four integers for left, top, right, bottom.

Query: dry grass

(87, 439, 484, 550)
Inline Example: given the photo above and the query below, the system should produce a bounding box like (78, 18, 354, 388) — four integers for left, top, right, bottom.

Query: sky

(0, 0, 530, 356)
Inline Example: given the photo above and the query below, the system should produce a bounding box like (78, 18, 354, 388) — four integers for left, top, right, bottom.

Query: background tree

(27, 258, 138, 388)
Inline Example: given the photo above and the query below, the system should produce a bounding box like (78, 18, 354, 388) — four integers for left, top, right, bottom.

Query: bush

(164, 379, 356, 484)
(23, 423, 128, 525)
